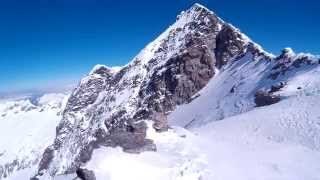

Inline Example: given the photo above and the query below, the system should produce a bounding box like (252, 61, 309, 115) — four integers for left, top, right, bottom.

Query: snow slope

(194, 95, 320, 180)
(169, 48, 319, 128)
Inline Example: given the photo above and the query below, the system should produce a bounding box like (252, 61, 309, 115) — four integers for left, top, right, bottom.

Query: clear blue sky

(0, 0, 319, 93)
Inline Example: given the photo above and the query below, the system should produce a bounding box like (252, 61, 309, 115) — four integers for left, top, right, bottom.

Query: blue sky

(0, 0, 319, 93)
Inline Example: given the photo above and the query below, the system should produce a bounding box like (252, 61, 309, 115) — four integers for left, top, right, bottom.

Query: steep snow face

(169, 49, 270, 127)
(0, 93, 68, 179)
(169, 47, 319, 127)
(36, 4, 254, 178)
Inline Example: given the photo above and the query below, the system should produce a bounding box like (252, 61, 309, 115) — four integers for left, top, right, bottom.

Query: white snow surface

(0, 93, 68, 179)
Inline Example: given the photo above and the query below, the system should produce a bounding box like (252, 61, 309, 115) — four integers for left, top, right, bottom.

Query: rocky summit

(2, 3, 317, 180)
(32, 4, 253, 177)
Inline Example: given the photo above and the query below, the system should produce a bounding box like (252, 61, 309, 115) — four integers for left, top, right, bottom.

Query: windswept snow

(192, 94, 320, 180)
(86, 122, 207, 180)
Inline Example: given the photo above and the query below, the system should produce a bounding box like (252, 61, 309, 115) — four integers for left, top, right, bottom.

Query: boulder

(76, 168, 96, 180)
(254, 90, 281, 107)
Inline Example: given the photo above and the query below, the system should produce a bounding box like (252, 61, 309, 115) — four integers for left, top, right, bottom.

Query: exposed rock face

(268, 48, 318, 80)
(269, 82, 286, 93)
(37, 147, 55, 174)
(215, 24, 248, 68)
(34, 4, 282, 179)
(1, 158, 39, 179)
(76, 168, 96, 180)
(254, 90, 281, 107)
(138, 42, 215, 116)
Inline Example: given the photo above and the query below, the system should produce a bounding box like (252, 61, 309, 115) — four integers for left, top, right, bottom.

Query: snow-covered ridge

(279, 47, 319, 61)
(12, 3, 319, 180)
(34, 3, 257, 177)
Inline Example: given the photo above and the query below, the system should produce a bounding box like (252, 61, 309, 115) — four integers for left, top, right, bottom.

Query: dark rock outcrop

(254, 90, 281, 107)
(76, 168, 96, 180)
(37, 147, 54, 173)
(215, 24, 247, 68)
(269, 82, 286, 93)
(138, 41, 215, 116)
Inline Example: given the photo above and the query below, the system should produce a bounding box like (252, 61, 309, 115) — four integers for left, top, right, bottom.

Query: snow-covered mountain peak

(124, 3, 259, 82)
(5, 4, 315, 180)
(177, 3, 219, 21)
(190, 3, 210, 10)
(30, 4, 274, 178)
(131, 3, 224, 67)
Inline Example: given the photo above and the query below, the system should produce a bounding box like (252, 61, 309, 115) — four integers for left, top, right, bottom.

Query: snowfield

(194, 95, 320, 180)
(0, 93, 68, 179)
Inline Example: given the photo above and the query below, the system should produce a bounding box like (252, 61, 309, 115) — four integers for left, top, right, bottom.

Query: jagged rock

(138, 43, 215, 115)
(106, 121, 155, 152)
(215, 24, 247, 68)
(269, 48, 318, 80)
(269, 82, 286, 93)
(230, 85, 236, 93)
(33, 3, 281, 179)
(152, 112, 169, 132)
(0, 158, 35, 179)
(254, 90, 281, 107)
(37, 146, 54, 173)
(76, 168, 96, 180)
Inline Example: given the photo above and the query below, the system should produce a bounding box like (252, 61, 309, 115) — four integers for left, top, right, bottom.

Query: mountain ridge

(1, 3, 319, 180)
(32, 3, 320, 179)
(33, 3, 256, 178)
